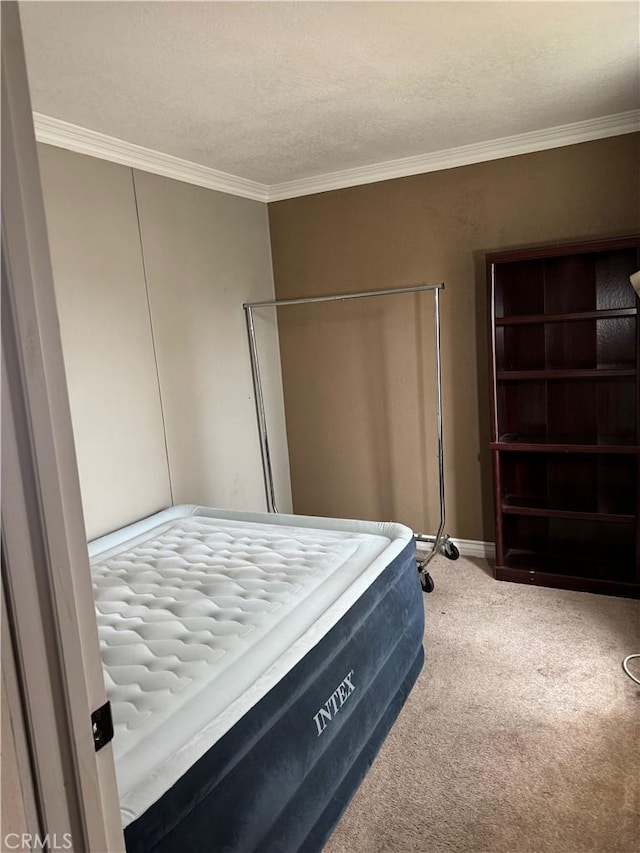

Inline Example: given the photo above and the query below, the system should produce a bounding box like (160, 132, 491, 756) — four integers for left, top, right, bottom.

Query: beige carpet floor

(323, 555, 640, 853)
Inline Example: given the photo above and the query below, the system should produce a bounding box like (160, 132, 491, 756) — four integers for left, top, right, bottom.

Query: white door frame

(1, 4, 123, 850)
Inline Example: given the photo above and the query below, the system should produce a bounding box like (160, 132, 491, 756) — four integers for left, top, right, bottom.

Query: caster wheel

(442, 540, 460, 561)
(420, 572, 435, 593)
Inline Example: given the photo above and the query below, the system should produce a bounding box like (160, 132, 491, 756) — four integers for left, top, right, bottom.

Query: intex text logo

(312, 669, 355, 736)
(3, 834, 72, 850)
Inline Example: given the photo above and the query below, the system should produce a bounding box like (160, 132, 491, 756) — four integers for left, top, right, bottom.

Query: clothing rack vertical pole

(244, 305, 279, 513)
(413, 284, 447, 563)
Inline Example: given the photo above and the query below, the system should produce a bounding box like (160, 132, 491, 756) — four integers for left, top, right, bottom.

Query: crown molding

(33, 113, 270, 203)
(267, 110, 640, 201)
(33, 110, 639, 205)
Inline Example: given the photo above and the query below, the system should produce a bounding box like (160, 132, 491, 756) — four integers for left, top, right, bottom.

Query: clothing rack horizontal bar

(243, 282, 444, 310)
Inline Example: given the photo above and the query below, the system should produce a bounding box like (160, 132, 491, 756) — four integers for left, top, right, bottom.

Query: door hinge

(91, 701, 113, 752)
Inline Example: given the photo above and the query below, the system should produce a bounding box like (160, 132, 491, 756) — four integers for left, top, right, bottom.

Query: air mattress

(89, 505, 424, 852)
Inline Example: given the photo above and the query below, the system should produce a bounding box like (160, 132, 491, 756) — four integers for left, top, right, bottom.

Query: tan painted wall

(269, 134, 640, 542)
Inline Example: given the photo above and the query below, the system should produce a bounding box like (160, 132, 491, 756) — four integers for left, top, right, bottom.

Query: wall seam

(130, 169, 175, 505)
(264, 203, 293, 511)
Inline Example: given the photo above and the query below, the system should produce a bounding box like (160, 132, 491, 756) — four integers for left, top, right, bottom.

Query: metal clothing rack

(243, 281, 459, 593)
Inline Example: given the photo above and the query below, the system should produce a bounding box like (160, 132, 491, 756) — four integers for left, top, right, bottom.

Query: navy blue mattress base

(124, 538, 424, 853)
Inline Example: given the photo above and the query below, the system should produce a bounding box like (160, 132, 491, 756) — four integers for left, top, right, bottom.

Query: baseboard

(415, 537, 496, 561)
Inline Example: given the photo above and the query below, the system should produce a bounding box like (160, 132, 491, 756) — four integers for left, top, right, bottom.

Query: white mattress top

(89, 505, 413, 825)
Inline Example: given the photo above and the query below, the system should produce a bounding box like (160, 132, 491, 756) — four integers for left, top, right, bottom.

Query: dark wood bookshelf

(487, 235, 640, 598)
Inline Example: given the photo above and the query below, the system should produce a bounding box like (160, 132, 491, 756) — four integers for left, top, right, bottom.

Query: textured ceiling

(20, 1, 640, 185)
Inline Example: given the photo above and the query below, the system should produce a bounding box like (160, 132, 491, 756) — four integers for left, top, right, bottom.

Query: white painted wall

(38, 146, 172, 539)
(38, 144, 291, 539)
(133, 169, 292, 512)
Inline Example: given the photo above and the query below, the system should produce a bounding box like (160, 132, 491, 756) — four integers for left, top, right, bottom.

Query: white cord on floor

(622, 654, 640, 685)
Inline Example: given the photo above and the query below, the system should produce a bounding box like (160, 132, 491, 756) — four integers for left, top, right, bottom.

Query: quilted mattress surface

(88, 505, 413, 826)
